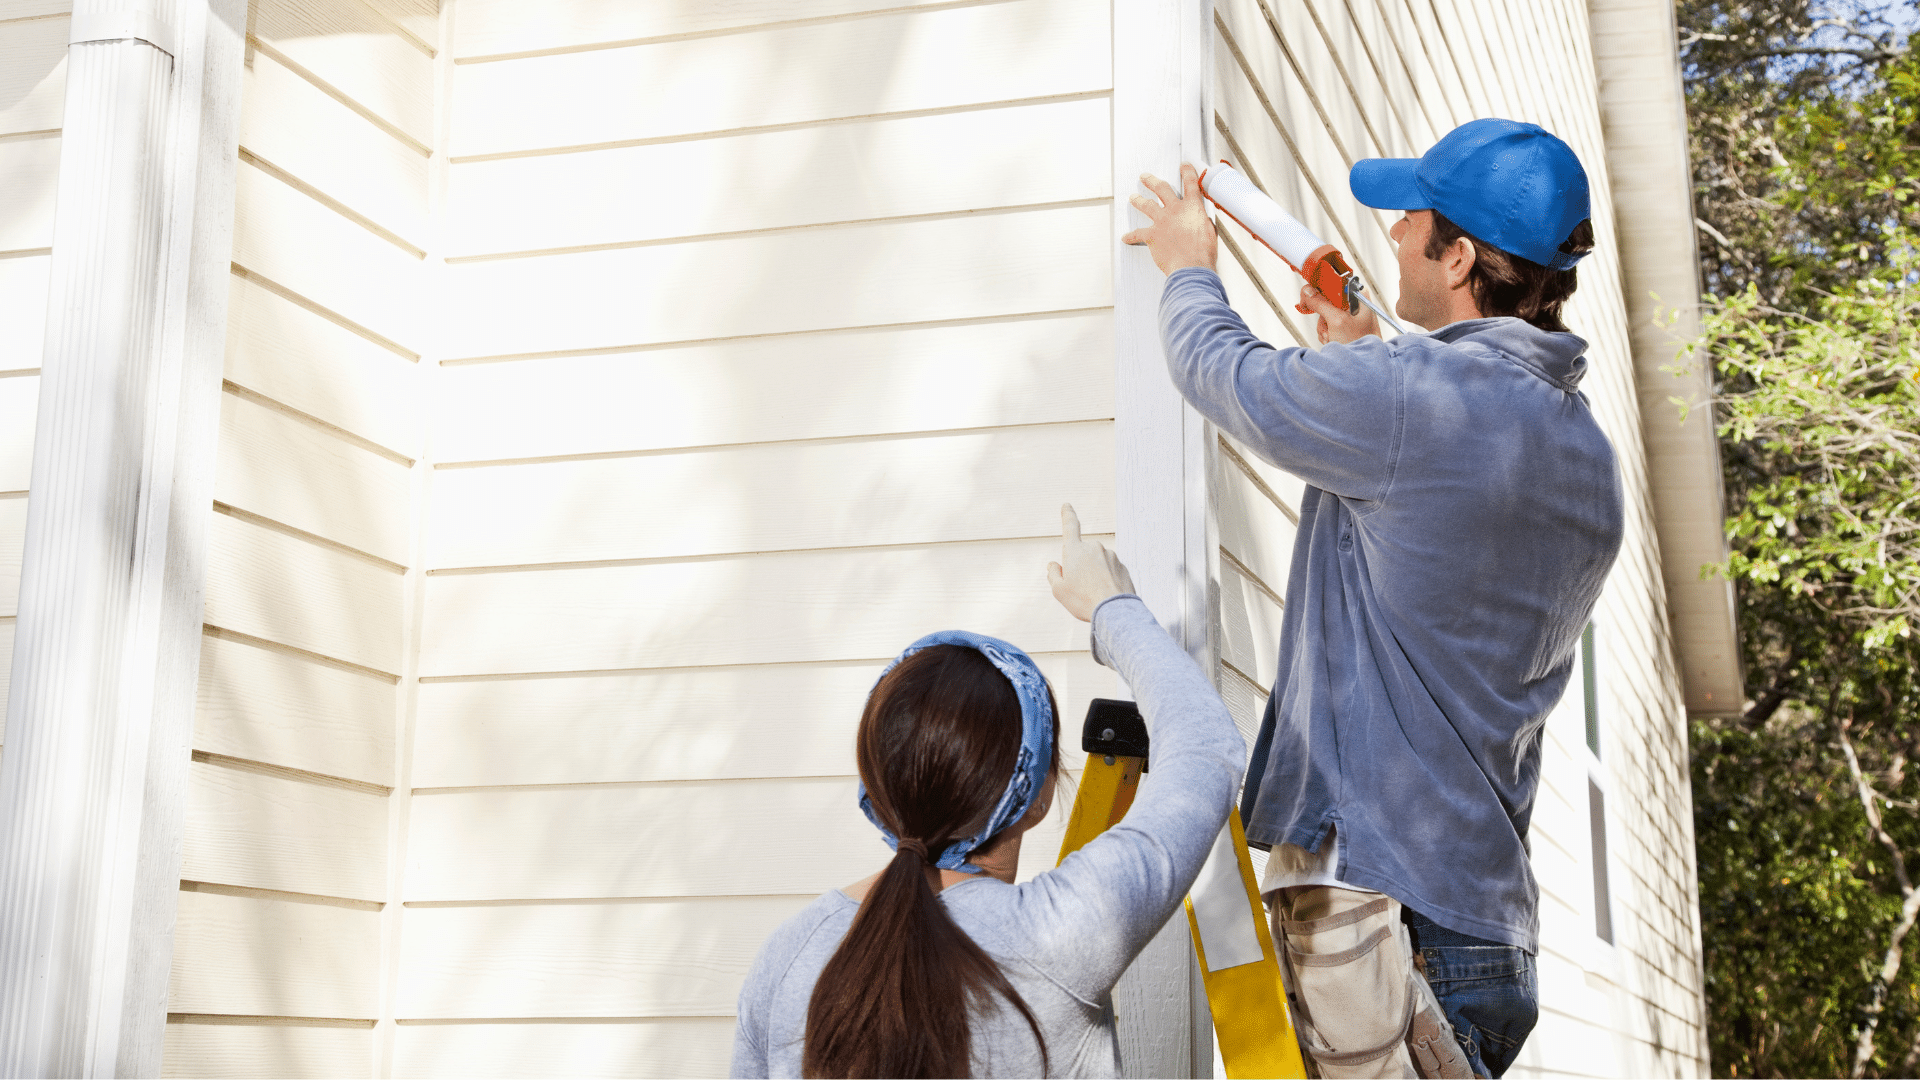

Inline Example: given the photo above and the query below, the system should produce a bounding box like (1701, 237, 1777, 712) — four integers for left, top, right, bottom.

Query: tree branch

(1721, 44, 1908, 63)
(1696, 216, 1760, 270)
(1744, 643, 1804, 727)
(1838, 707, 1920, 1078)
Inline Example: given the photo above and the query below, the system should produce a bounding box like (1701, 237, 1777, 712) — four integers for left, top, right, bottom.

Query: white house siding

(387, 1, 1132, 1076)
(1203, 0, 1709, 1075)
(39, 0, 1708, 1075)
(0, 0, 67, 761)
(161, 0, 435, 1074)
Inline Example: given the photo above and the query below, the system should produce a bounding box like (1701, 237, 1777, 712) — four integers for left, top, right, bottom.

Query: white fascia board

(1588, 0, 1746, 718)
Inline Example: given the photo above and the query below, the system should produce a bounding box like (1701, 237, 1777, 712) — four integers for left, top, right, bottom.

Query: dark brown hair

(802, 644, 1062, 1078)
(1425, 211, 1595, 332)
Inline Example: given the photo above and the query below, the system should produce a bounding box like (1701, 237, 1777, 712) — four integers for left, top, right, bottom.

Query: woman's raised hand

(1047, 504, 1136, 623)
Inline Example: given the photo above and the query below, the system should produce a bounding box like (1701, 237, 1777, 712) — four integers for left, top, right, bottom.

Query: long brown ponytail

(802, 644, 1060, 1078)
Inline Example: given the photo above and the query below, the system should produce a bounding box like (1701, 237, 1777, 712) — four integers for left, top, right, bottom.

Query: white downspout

(0, 1, 243, 1075)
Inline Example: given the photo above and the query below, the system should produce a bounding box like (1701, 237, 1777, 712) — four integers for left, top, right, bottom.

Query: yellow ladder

(1057, 699, 1307, 1080)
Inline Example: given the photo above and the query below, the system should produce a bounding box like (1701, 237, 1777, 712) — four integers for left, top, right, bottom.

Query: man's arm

(1160, 268, 1403, 503)
(1123, 164, 1405, 501)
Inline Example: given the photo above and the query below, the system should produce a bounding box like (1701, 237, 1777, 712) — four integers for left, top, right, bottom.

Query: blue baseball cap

(1349, 118, 1591, 270)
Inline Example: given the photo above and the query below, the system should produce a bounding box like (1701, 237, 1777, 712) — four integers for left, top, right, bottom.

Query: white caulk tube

(1198, 161, 1407, 335)
(1198, 161, 1330, 271)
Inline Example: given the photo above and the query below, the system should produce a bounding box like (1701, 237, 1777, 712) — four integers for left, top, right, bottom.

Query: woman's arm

(728, 930, 779, 1078)
(1026, 510, 1247, 998)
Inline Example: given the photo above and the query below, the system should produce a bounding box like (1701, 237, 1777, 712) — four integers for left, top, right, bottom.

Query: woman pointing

(731, 505, 1246, 1078)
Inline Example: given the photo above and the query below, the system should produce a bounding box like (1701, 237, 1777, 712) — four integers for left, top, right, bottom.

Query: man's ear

(1445, 237, 1477, 290)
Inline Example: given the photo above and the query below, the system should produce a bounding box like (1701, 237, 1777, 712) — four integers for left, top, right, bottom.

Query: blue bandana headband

(857, 630, 1055, 874)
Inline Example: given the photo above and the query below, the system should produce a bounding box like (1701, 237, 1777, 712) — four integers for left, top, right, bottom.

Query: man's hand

(1047, 504, 1135, 623)
(1121, 164, 1217, 276)
(1299, 283, 1381, 345)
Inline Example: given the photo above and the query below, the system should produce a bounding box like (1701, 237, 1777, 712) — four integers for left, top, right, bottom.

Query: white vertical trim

(0, 0, 244, 1074)
(1114, 0, 1216, 1074)
(1113, 0, 1215, 697)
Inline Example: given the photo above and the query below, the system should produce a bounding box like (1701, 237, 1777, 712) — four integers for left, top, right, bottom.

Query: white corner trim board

(0, 1, 246, 1076)
(1112, 0, 1217, 1076)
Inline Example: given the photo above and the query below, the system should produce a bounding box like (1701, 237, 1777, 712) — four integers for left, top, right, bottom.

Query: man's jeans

(1404, 910, 1539, 1078)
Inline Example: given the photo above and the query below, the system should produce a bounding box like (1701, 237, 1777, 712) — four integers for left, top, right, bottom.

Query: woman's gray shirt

(730, 596, 1246, 1078)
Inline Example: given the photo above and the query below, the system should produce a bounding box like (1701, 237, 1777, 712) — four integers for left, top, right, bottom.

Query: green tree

(1677, 3, 1920, 1075)
(1683, 0, 1919, 304)
(1686, 251, 1920, 1076)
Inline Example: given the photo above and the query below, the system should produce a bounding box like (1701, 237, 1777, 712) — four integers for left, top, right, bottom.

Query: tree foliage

(1683, 0, 1920, 305)
(1709, 252, 1920, 648)
(1680, 2, 1920, 1075)
(1688, 248, 1920, 1076)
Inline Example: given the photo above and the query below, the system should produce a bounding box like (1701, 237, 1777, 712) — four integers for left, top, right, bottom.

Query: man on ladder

(1121, 119, 1625, 1078)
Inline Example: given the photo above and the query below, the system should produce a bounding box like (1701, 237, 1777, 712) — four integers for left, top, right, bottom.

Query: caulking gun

(1198, 161, 1407, 336)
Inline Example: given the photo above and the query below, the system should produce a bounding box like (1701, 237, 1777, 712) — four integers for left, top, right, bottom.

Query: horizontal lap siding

(216, 391, 412, 565)
(452, 0, 974, 60)
(252, 0, 434, 150)
(430, 313, 1114, 463)
(446, 0, 1108, 159)
(203, 510, 405, 673)
(396, 897, 814, 1020)
(183, 758, 390, 902)
(224, 273, 422, 464)
(0, 495, 20, 615)
(196, 632, 395, 787)
(427, 424, 1116, 568)
(409, 2, 1119, 1075)
(238, 47, 429, 250)
(169, 887, 383, 1019)
(439, 205, 1110, 361)
(0, 258, 49, 372)
(422, 537, 1097, 675)
(444, 96, 1112, 259)
(413, 652, 1114, 788)
(0, 13, 65, 137)
(0, 8, 62, 748)
(1206, 0, 1707, 1074)
(0, 134, 59, 252)
(391, 1018, 732, 1080)
(164, 1019, 375, 1080)
(165, 0, 432, 1074)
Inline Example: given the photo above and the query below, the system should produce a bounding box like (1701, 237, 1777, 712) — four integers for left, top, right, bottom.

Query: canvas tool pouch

(1276, 889, 1475, 1080)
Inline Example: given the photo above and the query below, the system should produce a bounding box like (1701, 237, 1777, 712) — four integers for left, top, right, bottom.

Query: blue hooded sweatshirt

(1160, 267, 1624, 951)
